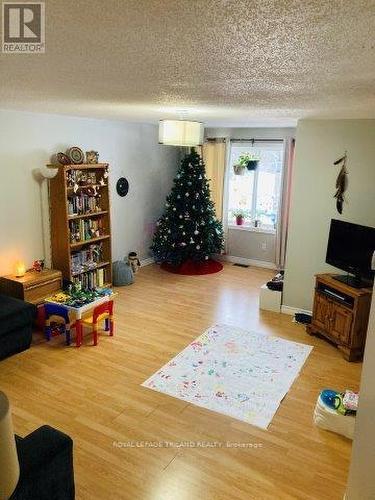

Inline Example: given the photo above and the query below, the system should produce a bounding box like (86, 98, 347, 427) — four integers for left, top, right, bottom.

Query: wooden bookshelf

(49, 163, 112, 289)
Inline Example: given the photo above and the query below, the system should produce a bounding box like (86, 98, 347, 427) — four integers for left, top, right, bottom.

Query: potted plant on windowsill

(233, 152, 260, 175)
(232, 209, 249, 226)
(233, 163, 246, 175)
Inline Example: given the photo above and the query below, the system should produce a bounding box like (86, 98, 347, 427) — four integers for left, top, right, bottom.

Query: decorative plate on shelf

(67, 147, 84, 164)
(56, 152, 71, 165)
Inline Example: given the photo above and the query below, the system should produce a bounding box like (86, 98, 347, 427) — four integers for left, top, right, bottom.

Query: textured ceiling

(0, 0, 374, 126)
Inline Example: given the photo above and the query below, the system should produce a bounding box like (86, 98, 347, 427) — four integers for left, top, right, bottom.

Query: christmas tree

(151, 150, 224, 271)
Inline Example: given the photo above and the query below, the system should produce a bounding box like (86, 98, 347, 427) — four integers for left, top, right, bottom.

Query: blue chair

(44, 304, 71, 346)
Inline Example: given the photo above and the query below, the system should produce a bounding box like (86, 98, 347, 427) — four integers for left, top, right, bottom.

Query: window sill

(228, 224, 276, 235)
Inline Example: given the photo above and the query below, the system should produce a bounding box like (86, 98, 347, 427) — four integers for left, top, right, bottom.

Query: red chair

(80, 300, 114, 346)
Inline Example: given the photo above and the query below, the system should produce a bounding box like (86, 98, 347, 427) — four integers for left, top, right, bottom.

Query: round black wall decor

(116, 177, 129, 197)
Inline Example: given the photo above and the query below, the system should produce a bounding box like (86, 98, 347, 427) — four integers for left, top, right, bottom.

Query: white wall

(227, 228, 276, 263)
(283, 119, 375, 311)
(0, 109, 179, 275)
(346, 284, 375, 499)
(205, 127, 295, 264)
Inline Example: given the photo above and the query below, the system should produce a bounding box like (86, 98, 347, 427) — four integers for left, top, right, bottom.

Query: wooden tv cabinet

(307, 273, 372, 361)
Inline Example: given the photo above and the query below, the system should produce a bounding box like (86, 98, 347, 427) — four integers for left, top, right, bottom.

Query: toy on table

(128, 252, 140, 273)
(47, 286, 112, 308)
(44, 303, 74, 345)
(80, 300, 114, 346)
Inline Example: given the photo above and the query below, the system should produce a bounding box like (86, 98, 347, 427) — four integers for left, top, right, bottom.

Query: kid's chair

(44, 303, 72, 345)
(80, 300, 114, 346)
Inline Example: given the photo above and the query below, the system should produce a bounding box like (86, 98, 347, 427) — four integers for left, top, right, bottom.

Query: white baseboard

(281, 305, 312, 316)
(218, 254, 277, 270)
(140, 257, 155, 267)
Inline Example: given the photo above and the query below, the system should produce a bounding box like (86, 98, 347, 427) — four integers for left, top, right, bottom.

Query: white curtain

(275, 138, 295, 269)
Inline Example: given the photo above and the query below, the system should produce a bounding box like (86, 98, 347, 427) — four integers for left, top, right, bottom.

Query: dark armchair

(10, 425, 75, 500)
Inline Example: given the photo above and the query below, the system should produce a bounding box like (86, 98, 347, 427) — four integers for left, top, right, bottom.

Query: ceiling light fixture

(158, 120, 204, 147)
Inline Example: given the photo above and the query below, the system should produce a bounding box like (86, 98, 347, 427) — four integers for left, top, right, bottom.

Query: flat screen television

(326, 219, 375, 288)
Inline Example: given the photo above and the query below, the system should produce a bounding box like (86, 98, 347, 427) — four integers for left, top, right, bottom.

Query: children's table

(45, 293, 115, 347)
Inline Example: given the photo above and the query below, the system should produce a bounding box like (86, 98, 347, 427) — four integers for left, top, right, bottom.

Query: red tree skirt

(161, 259, 223, 275)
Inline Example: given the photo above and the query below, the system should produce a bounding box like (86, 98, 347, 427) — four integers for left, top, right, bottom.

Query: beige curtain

(201, 140, 226, 220)
(275, 138, 295, 269)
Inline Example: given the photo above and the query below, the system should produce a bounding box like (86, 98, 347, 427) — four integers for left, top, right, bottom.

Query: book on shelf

(71, 243, 104, 275)
(72, 267, 106, 290)
(67, 193, 102, 216)
(69, 218, 104, 243)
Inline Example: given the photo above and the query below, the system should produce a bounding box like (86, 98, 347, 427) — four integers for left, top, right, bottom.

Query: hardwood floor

(1, 263, 361, 499)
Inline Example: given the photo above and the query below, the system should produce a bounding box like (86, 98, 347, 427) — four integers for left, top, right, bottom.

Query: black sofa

(10, 425, 75, 500)
(0, 294, 36, 360)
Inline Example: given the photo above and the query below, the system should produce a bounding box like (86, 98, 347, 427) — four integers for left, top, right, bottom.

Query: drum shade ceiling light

(158, 120, 204, 147)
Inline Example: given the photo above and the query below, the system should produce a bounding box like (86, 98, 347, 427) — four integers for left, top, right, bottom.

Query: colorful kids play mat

(142, 324, 313, 429)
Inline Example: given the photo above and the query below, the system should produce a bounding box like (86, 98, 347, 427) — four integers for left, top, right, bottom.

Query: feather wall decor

(333, 152, 348, 214)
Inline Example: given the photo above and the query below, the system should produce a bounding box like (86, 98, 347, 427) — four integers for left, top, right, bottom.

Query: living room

(0, 2, 375, 500)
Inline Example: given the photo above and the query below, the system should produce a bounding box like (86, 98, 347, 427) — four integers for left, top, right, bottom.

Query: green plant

(237, 152, 260, 167)
(231, 208, 250, 219)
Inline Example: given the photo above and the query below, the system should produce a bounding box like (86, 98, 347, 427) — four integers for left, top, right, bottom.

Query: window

(227, 142, 284, 231)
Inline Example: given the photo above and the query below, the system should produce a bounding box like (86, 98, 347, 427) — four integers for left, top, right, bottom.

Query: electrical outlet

(261, 242, 267, 251)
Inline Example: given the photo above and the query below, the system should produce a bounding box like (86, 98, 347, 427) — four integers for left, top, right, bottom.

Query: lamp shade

(159, 120, 204, 146)
(39, 165, 59, 179)
(0, 392, 19, 500)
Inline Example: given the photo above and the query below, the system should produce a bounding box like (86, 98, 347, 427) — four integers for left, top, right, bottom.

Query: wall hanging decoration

(333, 152, 348, 214)
(116, 177, 129, 197)
(67, 146, 84, 164)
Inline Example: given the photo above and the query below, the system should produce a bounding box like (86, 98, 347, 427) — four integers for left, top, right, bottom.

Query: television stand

(307, 273, 372, 361)
(333, 274, 369, 289)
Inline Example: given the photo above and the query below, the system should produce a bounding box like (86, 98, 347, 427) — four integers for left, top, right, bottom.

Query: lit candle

(14, 261, 26, 278)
